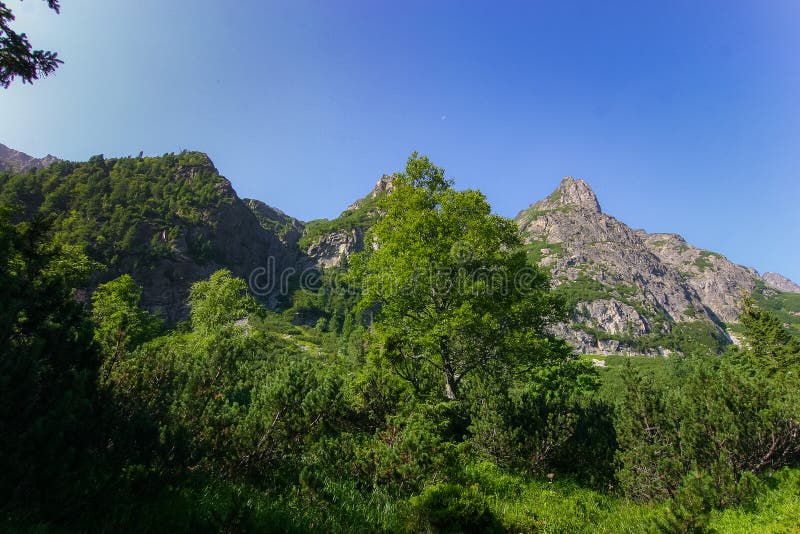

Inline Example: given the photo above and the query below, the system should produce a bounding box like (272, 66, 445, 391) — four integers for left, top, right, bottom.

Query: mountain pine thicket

(0, 153, 799, 532)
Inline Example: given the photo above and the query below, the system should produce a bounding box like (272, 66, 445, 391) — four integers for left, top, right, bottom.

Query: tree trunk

(443, 361, 458, 400)
(440, 338, 458, 400)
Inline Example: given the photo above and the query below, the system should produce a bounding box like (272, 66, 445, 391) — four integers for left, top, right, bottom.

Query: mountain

(515, 176, 799, 354)
(262, 169, 800, 355)
(0, 143, 59, 173)
(762, 272, 800, 294)
(2, 143, 796, 351)
(0, 151, 298, 321)
(516, 177, 723, 354)
(300, 174, 394, 267)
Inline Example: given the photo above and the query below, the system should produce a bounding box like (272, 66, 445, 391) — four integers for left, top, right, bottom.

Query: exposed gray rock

(303, 175, 394, 268)
(516, 177, 722, 353)
(532, 176, 601, 214)
(639, 232, 758, 323)
(0, 143, 58, 173)
(578, 299, 651, 335)
(306, 228, 365, 268)
(762, 272, 800, 294)
(347, 174, 395, 211)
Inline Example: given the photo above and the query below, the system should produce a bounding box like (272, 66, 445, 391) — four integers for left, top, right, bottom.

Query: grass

(710, 468, 800, 533)
(693, 250, 721, 272)
(580, 353, 671, 399)
(524, 239, 564, 264)
(751, 282, 800, 337)
(466, 461, 661, 533)
(465, 462, 800, 533)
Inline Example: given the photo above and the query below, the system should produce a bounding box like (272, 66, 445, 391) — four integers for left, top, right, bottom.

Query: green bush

(410, 483, 502, 533)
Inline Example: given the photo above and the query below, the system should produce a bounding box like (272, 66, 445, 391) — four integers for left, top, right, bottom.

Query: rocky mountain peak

(347, 174, 396, 211)
(548, 176, 602, 213)
(762, 272, 800, 294)
(0, 143, 59, 173)
(371, 174, 395, 196)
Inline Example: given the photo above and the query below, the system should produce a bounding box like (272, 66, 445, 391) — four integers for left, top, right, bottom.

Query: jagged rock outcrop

(0, 143, 58, 173)
(302, 175, 394, 268)
(639, 232, 758, 323)
(578, 299, 651, 335)
(516, 177, 722, 354)
(306, 228, 366, 268)
(516, 176, 800, 354)
(347, 174, 394, 211)
(762, 272, 800, 294)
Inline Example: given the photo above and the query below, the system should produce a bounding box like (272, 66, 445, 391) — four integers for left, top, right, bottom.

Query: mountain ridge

(2, 145, 797, 351)
(515, 177, 798, 353)
(0, 143, 59, 173)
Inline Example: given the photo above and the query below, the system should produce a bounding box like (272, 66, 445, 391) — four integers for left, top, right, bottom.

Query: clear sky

(1, 0, 798, 281)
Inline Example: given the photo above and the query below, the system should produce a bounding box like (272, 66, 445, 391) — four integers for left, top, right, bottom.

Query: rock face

(516, 177, 722, 354)
(306, 228, 366, 268)
(639, 232, 758, 323)
(302, 175, 393, 268)
(244, 199, 305, 250)
(347, 174, 394, 211)
(515, 176, 800, 354)
(762, 272, 800, 294)
(114, 163, 300, 321)
(0, 143, 59, 173)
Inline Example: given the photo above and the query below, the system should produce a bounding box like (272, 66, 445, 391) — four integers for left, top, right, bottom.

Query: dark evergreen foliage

(0, 0, 62, 88)
(0, 153, 798, 531)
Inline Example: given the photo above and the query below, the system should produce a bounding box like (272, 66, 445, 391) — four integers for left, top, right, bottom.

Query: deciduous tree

(353, 153, 568, 400)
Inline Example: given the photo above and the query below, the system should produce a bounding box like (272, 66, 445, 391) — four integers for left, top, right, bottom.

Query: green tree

(0, 0, 62, 88)
(353, 153, 568, 400)
(189, 269, 259, 332)
(92, 274, 161, 379)
(107, 269, 346, 481)
(738, 296, 800, 372)
(0, 210, 100, 515)
(613, 302, 800, 507)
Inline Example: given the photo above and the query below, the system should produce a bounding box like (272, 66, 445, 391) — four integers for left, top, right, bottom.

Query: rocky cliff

(515, 176, 800, 354)
(638, 232, 758, 323)
(0, 143, 59, 173)
(515, 177, 724, 354)
(762, 272, 800, 294)
(301, 175, 394, 267)
(125, 166, 299, 320)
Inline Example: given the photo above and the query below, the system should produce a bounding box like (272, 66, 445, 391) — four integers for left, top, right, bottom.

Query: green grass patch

(581, 354, 671, 399)
(751, 281, 800, 337)
(523, 239, 563, 264)
(693, 250, 721, 272)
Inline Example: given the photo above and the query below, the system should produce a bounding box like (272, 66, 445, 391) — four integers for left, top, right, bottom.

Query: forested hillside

(0, 151, 299, 320)
(4, 147, 797, 355)
(1, 153, 799, 532)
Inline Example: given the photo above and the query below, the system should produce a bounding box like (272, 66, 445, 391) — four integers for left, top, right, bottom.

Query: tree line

(1, 154, 798, 531)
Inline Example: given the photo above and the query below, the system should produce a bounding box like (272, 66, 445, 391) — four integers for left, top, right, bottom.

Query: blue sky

(1, 0, 798, 281)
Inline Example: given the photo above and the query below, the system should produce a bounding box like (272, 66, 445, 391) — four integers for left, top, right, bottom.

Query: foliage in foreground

(1, 154, 799, 532)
